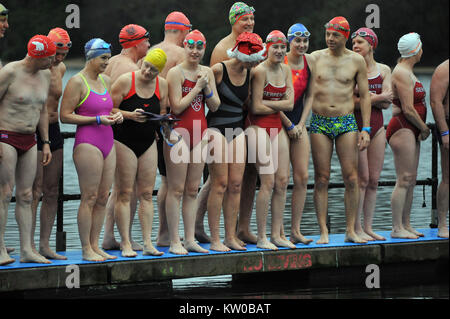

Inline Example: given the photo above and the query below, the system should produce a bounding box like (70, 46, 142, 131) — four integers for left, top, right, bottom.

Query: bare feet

(345, 232, 368, 244)
(364, 229, 386, 241)
(391, 228, 419, 239)
(184, 241, 209, 254)
(271, 237, 296, 249)
(120, 242, 138, 258)
(143, 244, 164, 256)
(290, 233, 313, 245)
(356, 230, 376, 242)
(0, 248, 15, 266)
(169, 242, 188, 255)
(404, 226, 424, 237)
(438, 227, 449, 239)
(6, 247, 14, 253)
(209, 241, 231, 252)
(102, 237, 120, 250)
(195, 229, 211, 244)
(131, 241, 143, 251)
(93, 246, 117, 260)
(82, 247, 106, 262)
(316, 232, 329, 245)
(257, 238, 278, 250)
(156, 232, 170, 247)
(20, 250, 51, 264)
(39, 247, 67, 260)
(237, 230, 258, 245)
(223, 238, 246, 251)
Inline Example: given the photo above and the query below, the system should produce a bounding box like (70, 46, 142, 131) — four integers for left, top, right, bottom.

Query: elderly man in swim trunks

(102, 24, 150, 251)
(430, 59, 449, 238)
(0, 35, 56, 266)
(195, 1, 258, 245)
(30, 28, 72, 260)
(150, 11, 192, 246)
(309, 17, 371, 244)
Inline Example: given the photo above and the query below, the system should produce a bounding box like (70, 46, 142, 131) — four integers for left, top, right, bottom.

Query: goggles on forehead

(236, 6, 255, 16)
(288, 30, 311, 38)
(184, 39, 205, 47)
(55, 41, 72, 48)
(119, 31, 149, 43)
(266, 37, 288, 44)
(0, 9, 8, 16)
(325, 22, 350, 33)
(165, 21, 192, 30)
(351, 31, 375, 43)
(90, 42, 112, 51)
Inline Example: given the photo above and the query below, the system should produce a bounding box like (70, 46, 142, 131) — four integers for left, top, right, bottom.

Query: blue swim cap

(84, 38, 112, 60)
(287, 23, 310, 43)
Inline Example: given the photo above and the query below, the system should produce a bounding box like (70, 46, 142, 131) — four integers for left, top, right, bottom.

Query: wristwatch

(42, 140, 52, 145)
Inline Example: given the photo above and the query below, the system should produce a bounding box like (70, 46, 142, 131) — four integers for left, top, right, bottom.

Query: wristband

(441, 130, 450, 137)
(205, 90, 213, 99)
(362, 127, 372, 134)
(286, 124, 295, 131)
(96, 115, 101, 125)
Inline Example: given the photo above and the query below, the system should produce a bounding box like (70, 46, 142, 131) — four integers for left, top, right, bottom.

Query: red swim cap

(119, 24, 149, 49)
(265, 30, 288, 51)
(183, 29, 206, 47)
(165, 11, 192, 31)
(325, 16, 350, 39)
(27, 35, 56, 58)
(48, 27, 71, 50)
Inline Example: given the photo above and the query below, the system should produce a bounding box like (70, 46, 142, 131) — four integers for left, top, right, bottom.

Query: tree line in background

(0, 0, 448, 67)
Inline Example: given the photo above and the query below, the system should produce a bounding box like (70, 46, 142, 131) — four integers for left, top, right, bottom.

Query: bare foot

(209, 241, 231, 252)
(102, 237, 120, 250)
(271, 237, 296, 249)
(356, 230, 376, 242)
(257, 238, 278, 250)
(316, 233, 329, 245)
(345, 232, 368, 244)
(6, 247, 15, 254)
(93, 247, 117, 260)
(169, 242, 188, 255)
(185, 241, 209, 254)
(143, 244, 163, 256)
(438, 227, 449, 239)
(82, 248, 106, 262)
(237, 230, 258, 245)
(156, 233, 170, 247)
(20, 250, 51, 264)
(290, 233, 313, 245)
(120, 242, 138, 258)
(131, 241, 143, 251)
(223, 238, 246, 251)
(39, 247, 67, 260)
(364, 229, 386, 241)
(0, 249, 15, 266)
(404, 226, 424, 237)
(391, 229, 419, 239)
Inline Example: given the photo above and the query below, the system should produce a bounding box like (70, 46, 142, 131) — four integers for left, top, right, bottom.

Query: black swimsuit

(113, 72, 160, 158)
(206, 62, 250, 142)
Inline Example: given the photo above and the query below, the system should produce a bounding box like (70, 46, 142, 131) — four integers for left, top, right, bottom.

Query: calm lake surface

(4, 69, 448, 299)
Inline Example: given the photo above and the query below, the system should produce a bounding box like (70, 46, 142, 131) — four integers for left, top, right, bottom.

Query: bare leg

(194, 177, 211, 243)
(310, 133, 333, 244)
(437, 143, 449, 238)
(156, 176, 169, 246)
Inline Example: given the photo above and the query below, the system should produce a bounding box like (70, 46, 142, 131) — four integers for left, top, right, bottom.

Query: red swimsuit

(173, 79, 208, 150)
(245, 82, 286, 139)
(386, 81, 427, 143)
(355, 73, 384, 139)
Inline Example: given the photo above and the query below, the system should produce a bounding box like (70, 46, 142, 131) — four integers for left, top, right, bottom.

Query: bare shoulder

(304, 53, 316, 64)
(158, 75, 168, 88)
(377, 63, 392, 77)
(434, 59, 449, 77)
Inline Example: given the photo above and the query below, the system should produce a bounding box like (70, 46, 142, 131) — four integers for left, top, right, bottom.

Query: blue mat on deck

(1, 228, 447, 270)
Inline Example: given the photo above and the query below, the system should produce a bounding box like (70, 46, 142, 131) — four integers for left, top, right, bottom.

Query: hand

(419, 127, 430, 141)
(195, 72, 209, 90)
(42, 144, 52, 167)
(99, 115, 116, 126)
(380, 90, 393, 104)
(358, 130, 371, 151)
(112, 111, 124, 124)
(131, 109, 147, 123)
(287, 125, 299, 140)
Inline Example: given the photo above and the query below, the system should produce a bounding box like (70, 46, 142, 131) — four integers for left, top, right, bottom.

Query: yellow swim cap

(144, 48, 167, 73)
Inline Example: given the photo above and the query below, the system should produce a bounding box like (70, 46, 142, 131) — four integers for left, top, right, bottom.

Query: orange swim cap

(48, 27, 71, 50)
(119, 24, 149, 49)
(165, 11, 192, 31)
(325, 16, 350, 39)
(27, 35, 56, 58)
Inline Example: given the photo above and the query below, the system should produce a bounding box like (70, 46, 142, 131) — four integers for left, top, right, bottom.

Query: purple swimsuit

(74, 74, 114, 159)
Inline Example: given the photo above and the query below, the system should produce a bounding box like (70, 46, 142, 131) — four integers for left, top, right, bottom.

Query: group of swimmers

(0, 2, 448, 266)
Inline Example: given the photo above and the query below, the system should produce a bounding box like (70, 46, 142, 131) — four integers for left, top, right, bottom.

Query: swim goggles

(324, 22, 350, 33)
(0, 9, 8, 16)
(165, 21, 192, 31)
(287, 30, 311, 38)
(266, 37, 288, 44)
(55, 41, 72, 48)
(159, 125, 182, 147)
(89, 42, 112, 51)
(119, 31, 149, 43)
(184, 39, 205, 47)
(351, 31, 376, 43)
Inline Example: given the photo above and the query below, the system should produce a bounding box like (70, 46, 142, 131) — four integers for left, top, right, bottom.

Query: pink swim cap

(352, 27, 378, 49)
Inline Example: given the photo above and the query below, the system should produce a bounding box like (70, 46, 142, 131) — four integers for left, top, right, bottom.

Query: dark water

(4, 70, 448, 299)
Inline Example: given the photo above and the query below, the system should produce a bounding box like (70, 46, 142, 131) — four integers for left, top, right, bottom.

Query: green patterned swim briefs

(310, 113, 358, 139)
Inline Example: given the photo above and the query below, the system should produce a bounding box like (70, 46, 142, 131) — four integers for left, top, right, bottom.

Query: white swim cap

(397, 32, 422, 58)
